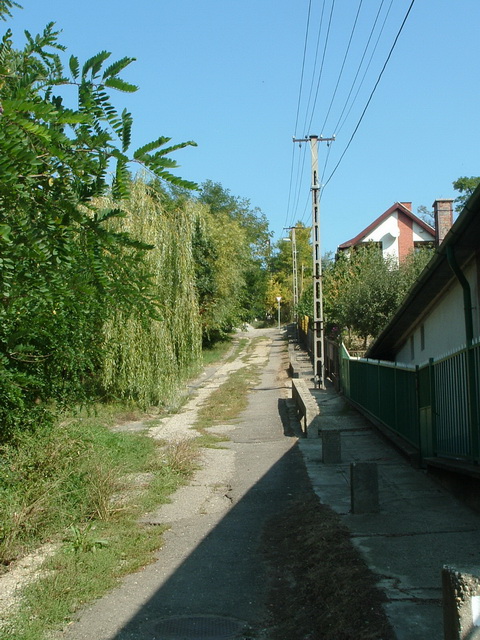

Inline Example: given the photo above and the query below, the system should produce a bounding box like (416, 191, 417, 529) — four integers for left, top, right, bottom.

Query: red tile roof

(338, 202, 435, 250)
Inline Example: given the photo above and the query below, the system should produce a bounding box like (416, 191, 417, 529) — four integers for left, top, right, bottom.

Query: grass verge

(0, 334, 264, 639)
(0, 409, 199, 639)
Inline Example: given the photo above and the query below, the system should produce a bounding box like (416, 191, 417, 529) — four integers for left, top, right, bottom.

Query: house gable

(338, 202, 435, 264)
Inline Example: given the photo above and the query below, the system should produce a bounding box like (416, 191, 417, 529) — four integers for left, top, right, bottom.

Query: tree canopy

(297, 245, 434, 350)
(453, 176, 480, 212)
(0, 11, 198, 436)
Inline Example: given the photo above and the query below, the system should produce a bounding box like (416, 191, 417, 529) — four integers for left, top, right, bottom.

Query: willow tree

(193, 205, 250, 344)
(195, 181, 271, 342)
(100, 180, 202, 407)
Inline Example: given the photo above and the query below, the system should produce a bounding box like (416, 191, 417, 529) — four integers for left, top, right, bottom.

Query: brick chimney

(400, 202, 412, 212)
(433, 199, 454, 246)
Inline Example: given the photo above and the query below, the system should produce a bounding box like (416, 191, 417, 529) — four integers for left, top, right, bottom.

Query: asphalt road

(59, 329, 311, 640)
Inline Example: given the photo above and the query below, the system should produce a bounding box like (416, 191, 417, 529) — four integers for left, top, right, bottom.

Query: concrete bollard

(443, 565, 480, 639)
(322, 429, 341, 464)
(350, 462, 379, 514)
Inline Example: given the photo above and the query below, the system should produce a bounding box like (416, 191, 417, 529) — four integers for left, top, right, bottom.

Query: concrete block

(291, 378, 320, 437)
(322, 429, 341, 464)
(443, 565, 480, 639)
(350, 462, 379, 514)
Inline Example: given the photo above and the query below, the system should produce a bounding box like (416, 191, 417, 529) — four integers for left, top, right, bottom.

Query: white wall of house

(361, 211, 434, 264)
(412, 220, 434, 242)
(395, 258, 479, 365)
(362, 212, 399, 262)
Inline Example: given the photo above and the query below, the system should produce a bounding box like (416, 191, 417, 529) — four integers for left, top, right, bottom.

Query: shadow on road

(105, 442, 311, 639)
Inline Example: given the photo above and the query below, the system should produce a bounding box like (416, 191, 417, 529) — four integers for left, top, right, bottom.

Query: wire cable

(322, 0, 416, 190)
(319, 0, 364, 136)
(305, 0, 336, 134)
(301, 0, 327, 136)
(294, 0, 312, 137)
(291, 142, 309, 226)
(334, 0, 393, 136)
(284, 0, 313, 234)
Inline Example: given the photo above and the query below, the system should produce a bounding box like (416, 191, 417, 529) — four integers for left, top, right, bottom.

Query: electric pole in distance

(283, 226, 301, 322)
(292, 134, 334, 389)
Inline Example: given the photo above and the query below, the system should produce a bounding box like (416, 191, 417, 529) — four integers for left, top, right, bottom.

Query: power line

(332, 0, 393, 136)
(305, 0, 336, 134)
(294, 0, 312, 137)
(321, 0, 392, 184)
(301, 0, 328, 135)
(284, 0, 313, 232)
(290, 142, 309, 227)
(322, 0, 416, 190)
(319, 0, 364, 136)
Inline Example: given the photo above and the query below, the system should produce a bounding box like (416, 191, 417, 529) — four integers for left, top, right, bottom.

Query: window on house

(420, 324, 425, 351)
(410, 336, 415, 360)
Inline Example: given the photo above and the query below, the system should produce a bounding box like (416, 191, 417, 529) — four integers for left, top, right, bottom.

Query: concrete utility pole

(283, 226, 300, 322)
(292, 134, 334, 389)
(291, 227, 298, 319)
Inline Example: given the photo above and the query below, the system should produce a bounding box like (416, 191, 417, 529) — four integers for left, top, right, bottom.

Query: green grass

(193, 337, 265, 436)
(0, 410, 199, 639)
(201, 339, 234, 366)
(9, 520, 166, 640)
(0, 335, 265, 639)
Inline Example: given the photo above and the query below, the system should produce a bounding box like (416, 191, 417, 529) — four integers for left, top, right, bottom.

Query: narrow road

(60, 329, 311, 640)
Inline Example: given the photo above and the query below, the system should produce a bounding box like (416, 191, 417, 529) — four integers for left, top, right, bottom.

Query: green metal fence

(341, 341, 480, 464)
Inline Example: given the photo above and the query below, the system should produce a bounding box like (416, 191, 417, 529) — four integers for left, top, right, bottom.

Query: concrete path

(56, 327, 480, 639)
(300, 381, 480, 640)
(59, 329, 310, 640)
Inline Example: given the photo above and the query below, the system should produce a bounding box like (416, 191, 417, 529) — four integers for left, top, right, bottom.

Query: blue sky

(7, 1, 480, 253)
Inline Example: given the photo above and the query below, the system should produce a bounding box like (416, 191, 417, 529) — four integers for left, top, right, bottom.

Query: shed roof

(366, 186, 480, 361)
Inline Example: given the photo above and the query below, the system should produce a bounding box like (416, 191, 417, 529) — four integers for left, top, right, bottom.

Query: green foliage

(299, 244, 435, 347)
(0, 1, 20, 22)
(0, 418, 132, 561)
(100, 179, 203, 407)
(195, 181, 272, 342)
(0, 17, 196, 437)
(0, 407, 199, 639)
(268, 223, 312, 320)
(453, 176, 480, 212)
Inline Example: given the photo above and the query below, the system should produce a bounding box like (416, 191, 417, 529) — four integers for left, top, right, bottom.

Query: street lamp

(276, 296, 282, 330)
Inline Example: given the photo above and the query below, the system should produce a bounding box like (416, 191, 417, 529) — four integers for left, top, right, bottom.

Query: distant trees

(195, 181, 271, 343)
(268, 223, 311, 321)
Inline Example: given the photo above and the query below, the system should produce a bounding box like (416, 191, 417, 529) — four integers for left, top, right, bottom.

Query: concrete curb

(291, 378, 320, 438)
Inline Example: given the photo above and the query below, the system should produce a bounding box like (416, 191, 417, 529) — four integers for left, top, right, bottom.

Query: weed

(194, 364, 261, 432)
(64, 523, 109, 555)
(161, 439, 200, 476)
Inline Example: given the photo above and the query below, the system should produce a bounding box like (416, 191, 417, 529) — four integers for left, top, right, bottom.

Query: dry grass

(262, 491, 395, 640)
(161, 439, 200, 476)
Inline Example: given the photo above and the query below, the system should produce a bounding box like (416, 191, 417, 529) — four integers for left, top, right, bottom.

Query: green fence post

(467, 344, 479, 462)
(430, 358, 437, 456)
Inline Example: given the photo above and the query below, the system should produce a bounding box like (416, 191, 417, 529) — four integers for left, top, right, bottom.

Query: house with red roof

(337, 201, 437, 264)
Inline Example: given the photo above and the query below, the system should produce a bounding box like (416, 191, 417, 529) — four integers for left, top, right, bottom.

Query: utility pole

(292, 134, 335, 389)
(292, 226, 298, 319)
(283, 226, 301, 321)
